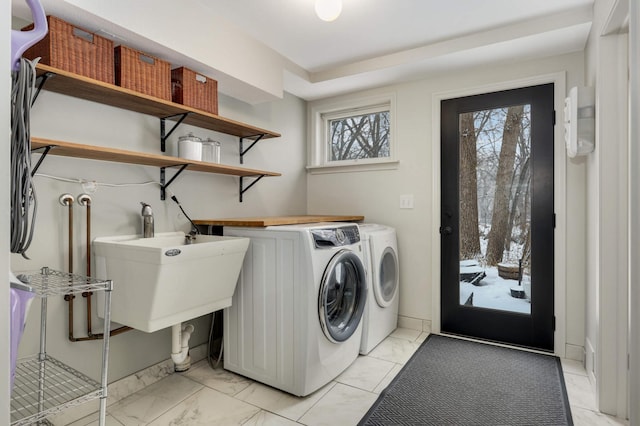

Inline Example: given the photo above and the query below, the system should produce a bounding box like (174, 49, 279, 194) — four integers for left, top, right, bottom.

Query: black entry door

(440, 84, 555, 351)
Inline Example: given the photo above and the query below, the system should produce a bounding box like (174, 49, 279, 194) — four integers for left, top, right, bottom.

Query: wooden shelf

(31, 137, 281, 178)
(194, 215, 365, 227)
(35, 64, 281, 140)
(32, 64, 282, 201)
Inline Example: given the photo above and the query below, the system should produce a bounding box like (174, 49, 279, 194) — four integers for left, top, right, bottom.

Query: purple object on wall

(11, 0, 48, 70)
(10, 287, 34, 392)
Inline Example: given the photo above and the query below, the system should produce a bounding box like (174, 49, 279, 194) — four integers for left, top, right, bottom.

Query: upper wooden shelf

(31, 136, 281, 177)
(35, 64, 281, 140)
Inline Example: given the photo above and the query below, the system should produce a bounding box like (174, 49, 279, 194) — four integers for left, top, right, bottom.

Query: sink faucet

(140, 202, 154, 238)
(185, 232, 196, 245)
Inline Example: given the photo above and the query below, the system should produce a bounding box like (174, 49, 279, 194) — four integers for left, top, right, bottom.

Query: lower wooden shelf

(31, 137, 280, 177)
(31, 137, 280, 201)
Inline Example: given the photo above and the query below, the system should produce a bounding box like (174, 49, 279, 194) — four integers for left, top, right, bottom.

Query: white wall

(9, 87, 306, 383)
(584, 0, 630, 417)
(2, 3, 12, 423)
(307, 52, 586, 355)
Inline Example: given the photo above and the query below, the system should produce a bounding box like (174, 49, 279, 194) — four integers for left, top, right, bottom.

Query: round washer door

(373, 246, 399, 308)
(318, 249, 367, 343)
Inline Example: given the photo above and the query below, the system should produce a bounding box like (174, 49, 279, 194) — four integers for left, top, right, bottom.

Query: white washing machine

(358, 224, 400, 355)
(222, 223, 367, 396)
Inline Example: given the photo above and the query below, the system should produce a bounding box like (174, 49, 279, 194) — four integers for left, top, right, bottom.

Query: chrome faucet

(140, 202, 154, 238)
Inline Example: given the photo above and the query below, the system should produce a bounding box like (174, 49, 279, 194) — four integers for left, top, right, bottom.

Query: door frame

(431, 72, 568, 357)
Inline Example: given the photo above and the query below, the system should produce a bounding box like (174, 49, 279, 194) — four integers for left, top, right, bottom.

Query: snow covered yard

(460, 265, 531, 314)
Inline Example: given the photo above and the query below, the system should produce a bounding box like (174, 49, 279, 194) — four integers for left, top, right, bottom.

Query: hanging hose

(10, 57, 40, 258)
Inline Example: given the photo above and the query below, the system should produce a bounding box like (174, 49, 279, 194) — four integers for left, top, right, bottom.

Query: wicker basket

(171, 67, 218, 114)
(22, 16, 114, 84)
(114, 45, 171, 101)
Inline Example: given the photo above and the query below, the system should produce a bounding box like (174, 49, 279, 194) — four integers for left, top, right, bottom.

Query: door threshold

(438, 331, 556, 356)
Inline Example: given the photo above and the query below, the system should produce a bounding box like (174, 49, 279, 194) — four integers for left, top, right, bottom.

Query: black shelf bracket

(32, 72, 54, 105)
(160, 164, 189, 200)
(30, 145, 54, 177)
(239, 175, 266, 202)
(239, 134, 265, 164)
(160, 113, 191, 152)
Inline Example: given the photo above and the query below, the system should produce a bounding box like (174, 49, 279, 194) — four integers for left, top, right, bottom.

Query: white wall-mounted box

(564, 86, 595, 158)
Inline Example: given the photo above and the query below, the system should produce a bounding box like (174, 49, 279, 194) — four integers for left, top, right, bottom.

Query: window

(309, 94, 397, 172)
(327, 106, 390, 162)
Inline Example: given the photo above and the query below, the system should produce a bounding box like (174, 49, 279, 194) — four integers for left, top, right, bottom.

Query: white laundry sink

(94, 232, 249, 332)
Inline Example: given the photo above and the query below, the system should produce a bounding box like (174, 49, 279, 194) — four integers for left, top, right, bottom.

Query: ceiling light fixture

(315, 0, 342, 22)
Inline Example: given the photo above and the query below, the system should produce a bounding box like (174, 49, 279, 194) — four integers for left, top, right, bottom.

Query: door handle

(440, 226, 453, 235)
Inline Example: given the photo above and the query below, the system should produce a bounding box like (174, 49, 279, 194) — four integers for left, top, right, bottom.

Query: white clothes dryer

(222, 223, 367, 396)
(358, 224, 400, 355)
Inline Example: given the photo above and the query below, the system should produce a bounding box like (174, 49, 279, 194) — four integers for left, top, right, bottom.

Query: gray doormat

(359, 334, 573, 425)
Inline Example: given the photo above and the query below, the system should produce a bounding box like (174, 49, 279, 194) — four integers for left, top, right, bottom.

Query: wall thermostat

(563, 86, 595, 158)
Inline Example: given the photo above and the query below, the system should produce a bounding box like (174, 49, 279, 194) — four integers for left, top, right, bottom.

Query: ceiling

(199, 0, 593, 72)
(11, 0, 594, 102)
(195, 0, 594, 100)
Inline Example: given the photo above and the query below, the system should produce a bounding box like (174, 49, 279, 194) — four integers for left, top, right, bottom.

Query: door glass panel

(458, 105, 532, 314)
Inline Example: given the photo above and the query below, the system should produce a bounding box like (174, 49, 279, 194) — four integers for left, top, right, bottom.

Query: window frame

(308, 93, 398, 173)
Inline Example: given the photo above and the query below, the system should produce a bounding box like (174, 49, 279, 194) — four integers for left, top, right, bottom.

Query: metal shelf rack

(10, 267, 113, 426)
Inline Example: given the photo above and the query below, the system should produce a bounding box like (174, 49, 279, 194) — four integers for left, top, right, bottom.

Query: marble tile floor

(63, 329, 627, 426)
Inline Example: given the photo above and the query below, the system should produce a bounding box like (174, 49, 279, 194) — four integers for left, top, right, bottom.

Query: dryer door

(318, 249, 367, 343)
(373, 246, 399, 308)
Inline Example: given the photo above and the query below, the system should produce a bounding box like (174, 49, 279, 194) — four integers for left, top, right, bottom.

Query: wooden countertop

(193, 215, 365, 227)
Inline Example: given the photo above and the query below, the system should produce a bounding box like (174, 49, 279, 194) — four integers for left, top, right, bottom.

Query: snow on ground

(459, 265, 531, 314)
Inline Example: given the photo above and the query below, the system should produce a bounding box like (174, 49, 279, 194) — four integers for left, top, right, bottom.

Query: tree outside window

(328, 110, 390, 162)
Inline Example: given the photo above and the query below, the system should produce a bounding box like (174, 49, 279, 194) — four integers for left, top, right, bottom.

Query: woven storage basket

(171, 67, 218, 114)
(114, 45, 171, 101)
(22, 16, 114, 84)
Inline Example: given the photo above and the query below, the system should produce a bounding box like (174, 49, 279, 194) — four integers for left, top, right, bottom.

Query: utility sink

(94, 232, 249, 332)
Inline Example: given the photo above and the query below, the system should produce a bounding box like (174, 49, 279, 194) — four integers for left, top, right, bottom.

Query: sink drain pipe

(171, 323, 194, 372)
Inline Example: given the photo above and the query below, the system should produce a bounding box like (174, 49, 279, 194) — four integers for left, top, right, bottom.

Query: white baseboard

(565, 343, 585, 363)
(585, 337, 596, 378)
(398, 315, 431, 333)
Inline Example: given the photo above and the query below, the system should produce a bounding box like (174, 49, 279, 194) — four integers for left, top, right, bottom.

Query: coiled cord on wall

(10, 57, 39, 258)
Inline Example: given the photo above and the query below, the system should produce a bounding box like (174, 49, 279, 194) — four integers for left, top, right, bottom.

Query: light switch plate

(400, 194, 414, 209)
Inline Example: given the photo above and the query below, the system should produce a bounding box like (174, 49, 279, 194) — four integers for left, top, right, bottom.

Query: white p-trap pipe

(171, 323, 194, 371)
